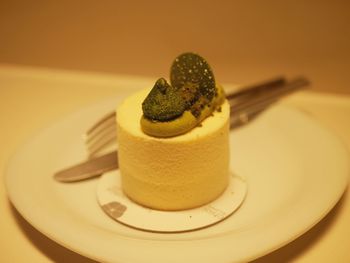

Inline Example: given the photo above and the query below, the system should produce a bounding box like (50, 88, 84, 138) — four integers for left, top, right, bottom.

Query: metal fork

(54, 76, 310, 182)
(85, 76, 309, 157)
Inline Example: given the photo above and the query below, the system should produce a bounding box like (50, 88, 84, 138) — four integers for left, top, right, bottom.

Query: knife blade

(54, 151, 118, 182)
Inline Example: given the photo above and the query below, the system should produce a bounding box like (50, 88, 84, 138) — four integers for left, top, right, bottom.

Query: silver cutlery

(54, 76, 309, 182)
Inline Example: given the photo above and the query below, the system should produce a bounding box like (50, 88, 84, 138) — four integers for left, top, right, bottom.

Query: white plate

(5, 94, 349, 263)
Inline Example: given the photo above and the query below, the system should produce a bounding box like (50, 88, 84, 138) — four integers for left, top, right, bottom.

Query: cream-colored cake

(117, 88, 230, 211)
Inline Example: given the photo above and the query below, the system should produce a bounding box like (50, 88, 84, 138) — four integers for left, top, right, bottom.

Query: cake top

(141, 52, 225, 137)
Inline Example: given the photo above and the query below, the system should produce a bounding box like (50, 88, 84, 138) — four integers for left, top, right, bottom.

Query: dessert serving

(117, 52, 230, 210)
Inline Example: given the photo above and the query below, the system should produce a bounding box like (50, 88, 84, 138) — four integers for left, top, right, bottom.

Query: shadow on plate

(252, 189, 347, 262)
(9, 201, 98, 263)
(8, 190, 347, 263)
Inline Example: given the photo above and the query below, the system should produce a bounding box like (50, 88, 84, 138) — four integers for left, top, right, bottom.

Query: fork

(85, 76, 309, 157)
(54, 76, 310, 182)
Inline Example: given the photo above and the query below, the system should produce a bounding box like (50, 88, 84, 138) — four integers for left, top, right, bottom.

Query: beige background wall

(1, 0, 349, 93)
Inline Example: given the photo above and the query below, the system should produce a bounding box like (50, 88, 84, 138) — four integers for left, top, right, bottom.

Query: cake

(116, 53, 230, 211)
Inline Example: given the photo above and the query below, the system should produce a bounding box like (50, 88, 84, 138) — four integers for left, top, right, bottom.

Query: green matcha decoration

(141, 52, 225, 137)
(170, 52, 216, 108)
(142, 78, 186, 121)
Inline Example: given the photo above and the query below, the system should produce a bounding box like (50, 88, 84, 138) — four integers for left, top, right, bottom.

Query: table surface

(1, 65, 350, 263)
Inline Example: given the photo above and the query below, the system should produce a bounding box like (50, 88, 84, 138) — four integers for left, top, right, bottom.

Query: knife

(54, 151, 118, 182)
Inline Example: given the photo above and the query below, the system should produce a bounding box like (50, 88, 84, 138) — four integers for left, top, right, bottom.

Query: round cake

(117, 88, 230, 211)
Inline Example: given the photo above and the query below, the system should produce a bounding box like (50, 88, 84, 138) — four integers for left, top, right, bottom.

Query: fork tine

(86, 125, 117, 156)
(88, 135, 117, 158)
(85, 111, 117, 157)
(86, 111, 116, 141)
(86, 120, 116, 145)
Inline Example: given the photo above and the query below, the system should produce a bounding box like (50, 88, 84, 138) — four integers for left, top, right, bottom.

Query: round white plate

(97, 171, 247, 233)
(5, 94, 349, 263)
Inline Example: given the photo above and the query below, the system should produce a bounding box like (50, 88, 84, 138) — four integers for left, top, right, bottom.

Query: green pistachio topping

(141, 52, 225, 137)
(142, 78, 186, 121)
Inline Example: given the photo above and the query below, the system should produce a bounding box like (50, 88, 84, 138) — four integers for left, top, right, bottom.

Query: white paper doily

(96, 171, 247, 233)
